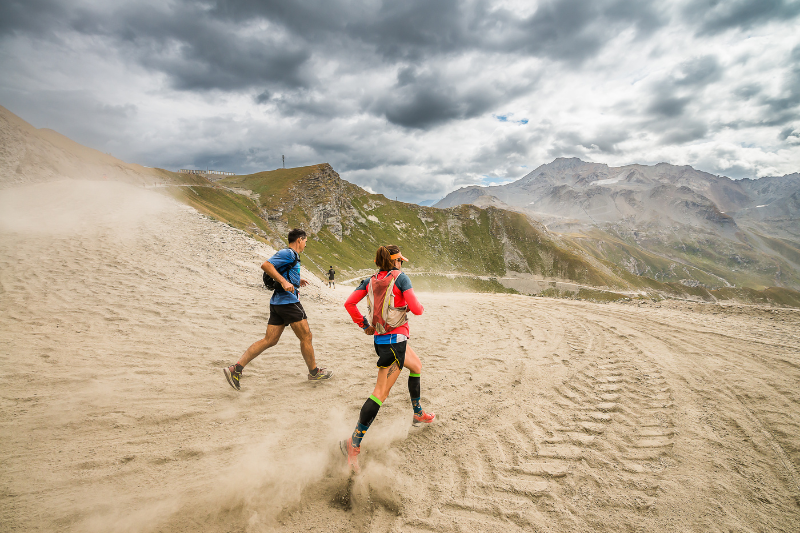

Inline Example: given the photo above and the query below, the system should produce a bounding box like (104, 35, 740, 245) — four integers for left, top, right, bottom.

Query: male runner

(224, 228, 333, 390)
(327, 266, 335, 288)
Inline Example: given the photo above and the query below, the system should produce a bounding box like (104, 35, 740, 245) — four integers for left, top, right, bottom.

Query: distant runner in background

(339, 245, 434, 473)
(223, 228, 333, 391)
(327, 266, 336, 288)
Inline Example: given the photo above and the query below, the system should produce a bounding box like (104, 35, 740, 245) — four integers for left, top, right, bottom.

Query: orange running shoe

(412, 411, 436, 427)
(339, 437, 361, 473)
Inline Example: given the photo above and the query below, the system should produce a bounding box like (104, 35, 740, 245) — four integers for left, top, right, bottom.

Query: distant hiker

(327, 266, 336, 288)
(339, 245, 434, 472)
(224, 228, 332, 390)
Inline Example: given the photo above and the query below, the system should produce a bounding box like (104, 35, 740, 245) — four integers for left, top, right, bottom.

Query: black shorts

(374, 341, 406, 369)
(268, 302, 308, 326)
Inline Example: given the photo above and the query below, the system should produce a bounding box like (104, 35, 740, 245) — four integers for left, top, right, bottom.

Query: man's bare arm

(262, 261, 294, 293)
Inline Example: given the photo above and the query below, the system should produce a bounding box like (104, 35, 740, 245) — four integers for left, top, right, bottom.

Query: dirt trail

(1, 181, 799, 532)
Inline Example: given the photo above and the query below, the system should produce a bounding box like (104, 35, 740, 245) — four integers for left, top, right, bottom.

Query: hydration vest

(366, 270, 408, 334)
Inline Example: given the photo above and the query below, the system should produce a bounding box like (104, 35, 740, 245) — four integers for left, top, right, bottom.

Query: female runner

(340, 245, 435, 472)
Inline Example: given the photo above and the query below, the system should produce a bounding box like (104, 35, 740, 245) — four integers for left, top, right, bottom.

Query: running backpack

(262, 253, 299, 292)
(366, 270, 408, 334)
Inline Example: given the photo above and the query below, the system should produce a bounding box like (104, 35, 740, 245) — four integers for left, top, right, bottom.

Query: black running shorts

(374, 341, 406, 369)
(268, 302, 308, 326)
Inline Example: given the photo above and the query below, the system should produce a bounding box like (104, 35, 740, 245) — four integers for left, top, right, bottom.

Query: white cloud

(0, 0, 798, 203)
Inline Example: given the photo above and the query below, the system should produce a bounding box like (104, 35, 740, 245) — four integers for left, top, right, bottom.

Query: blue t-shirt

(268, 248, 301, 305)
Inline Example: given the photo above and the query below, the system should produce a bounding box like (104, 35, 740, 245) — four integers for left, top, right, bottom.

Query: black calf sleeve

(358, 396, 382, 427)
(408, 375, 420, 399)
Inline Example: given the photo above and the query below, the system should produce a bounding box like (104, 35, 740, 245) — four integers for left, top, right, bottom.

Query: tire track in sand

(396, 303, 676, 532)
(595, 309, 800, 499)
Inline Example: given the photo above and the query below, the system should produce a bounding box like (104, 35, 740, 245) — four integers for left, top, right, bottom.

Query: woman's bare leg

(404, 345, 421, 374)
(372, 361, 403, 402)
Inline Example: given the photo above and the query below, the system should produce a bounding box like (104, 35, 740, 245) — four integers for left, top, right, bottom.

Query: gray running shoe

(308, 367, 333, 381)
(224, 365, 241, 391)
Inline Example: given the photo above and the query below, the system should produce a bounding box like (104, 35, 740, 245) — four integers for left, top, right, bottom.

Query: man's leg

(224, 324, 285, 390)
(239, 324, 285, 368)
(289, 319, 316, 371)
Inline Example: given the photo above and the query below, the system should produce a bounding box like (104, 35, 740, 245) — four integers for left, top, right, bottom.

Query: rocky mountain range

(437, 158, 800, 290)
(3, 103, 799, 302)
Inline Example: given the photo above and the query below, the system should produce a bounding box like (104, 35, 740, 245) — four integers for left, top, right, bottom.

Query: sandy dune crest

(0, 105, 168, 189)
(1, 181, 799, 532)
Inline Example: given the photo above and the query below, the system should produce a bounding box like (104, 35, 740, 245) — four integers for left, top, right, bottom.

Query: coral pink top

(344, 269, 423, 338)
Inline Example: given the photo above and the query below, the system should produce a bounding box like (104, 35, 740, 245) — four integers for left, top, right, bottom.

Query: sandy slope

(0, 105, 167, 189)
(1, 181, 799, 532)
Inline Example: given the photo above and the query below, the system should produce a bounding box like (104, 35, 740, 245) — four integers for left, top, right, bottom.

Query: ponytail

(374, 246, 395, 271)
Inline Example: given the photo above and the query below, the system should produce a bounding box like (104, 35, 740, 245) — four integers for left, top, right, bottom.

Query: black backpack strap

(269, 251, 300, 292)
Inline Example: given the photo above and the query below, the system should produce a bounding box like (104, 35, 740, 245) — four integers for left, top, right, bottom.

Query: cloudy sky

(2, 0, 799, 203)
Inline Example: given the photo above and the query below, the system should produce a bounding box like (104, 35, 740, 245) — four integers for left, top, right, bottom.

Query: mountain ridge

(3, 104, 799, 304)
(435, 157, 800, 291)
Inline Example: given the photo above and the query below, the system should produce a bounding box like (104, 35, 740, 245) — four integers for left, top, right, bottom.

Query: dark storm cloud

(107, 4, 313, 91)
(684, 0, 800, 36)
(778, 127, 799, 141)
(1, 1, 314, 91)
(255, 90, 272, 104)
(3, 0, 799, 199)
(647, 94, 691, 117)
(347, 0, 470, 61)
(588, 130, 631, 154)
(506, 0, 665, 64)
(640, 54, 723, 143)
(260, 90, 352, 119)
(642, 96, 709, 144)
(371, 65, 538, 129)
(673, 55, 722, 86)
(757, 45, 800, 126)
(346, 0, 666, 65)
(377, 73, 494, 129)
(661, 121, 708, 144)
(0, 0, 66, 37)
(382, 89, 462, 129)
(2, 0, 668, 131)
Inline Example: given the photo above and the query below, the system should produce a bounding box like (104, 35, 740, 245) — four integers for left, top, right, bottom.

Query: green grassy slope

(213, 165, 611, 284)
(568, 225, 800, 291)
(162, 185, 274, 243)
(157, 164, 800, 306)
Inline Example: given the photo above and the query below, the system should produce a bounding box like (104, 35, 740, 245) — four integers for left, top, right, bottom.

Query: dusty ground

(1, 181, 799, 532)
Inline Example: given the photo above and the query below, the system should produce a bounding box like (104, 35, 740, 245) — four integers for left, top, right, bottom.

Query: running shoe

(224, 365, 241, 391)
(339, 437, 361, 473)
(308, 367, 333, 381)
(412, 411, 436, 427)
